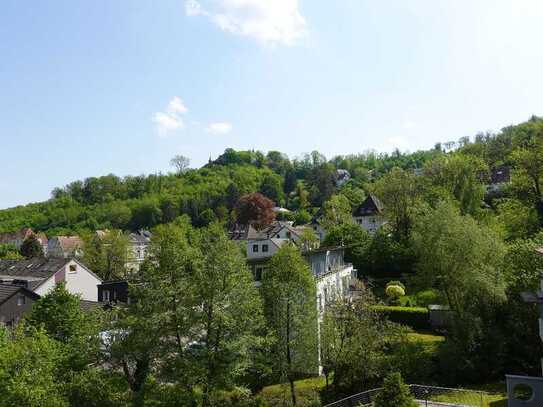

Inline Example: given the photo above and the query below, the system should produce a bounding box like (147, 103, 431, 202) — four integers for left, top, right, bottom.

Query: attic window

(68, 264, 77, 273)
(17, 296, 25, 306)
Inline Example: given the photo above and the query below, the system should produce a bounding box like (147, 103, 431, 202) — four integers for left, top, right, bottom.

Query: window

(103, 290, 110, 302)
(68, 264, 77, 273)
(286, 231, 291, 239)
(16, 295, 25, 306)
(262, 244, 269, 253)
(252, 244, 259, 253)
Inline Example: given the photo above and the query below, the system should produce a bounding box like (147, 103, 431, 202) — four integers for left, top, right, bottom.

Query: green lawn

(430, 383, 507, 407)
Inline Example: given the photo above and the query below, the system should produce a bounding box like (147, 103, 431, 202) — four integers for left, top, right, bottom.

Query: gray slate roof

(0, 257, 70, 279)
(0, 284, 40, 305)
(353, 194, 384, 217)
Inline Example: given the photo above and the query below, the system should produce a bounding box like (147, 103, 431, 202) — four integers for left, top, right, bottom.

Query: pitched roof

(0, 284, 40, 305)
(53, 236, 83, 251)
(129, 230, 152, 244)
(353, 194, 384, 217)
(0, 227, 34, 245)
(0, 257, 70, 279)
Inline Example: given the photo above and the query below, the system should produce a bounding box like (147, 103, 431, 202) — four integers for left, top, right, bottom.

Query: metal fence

(324, 384, 487, 407)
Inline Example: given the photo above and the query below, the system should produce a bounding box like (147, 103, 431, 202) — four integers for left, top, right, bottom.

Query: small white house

(352, 194, 387, 235)
(0, 258, 102, 301)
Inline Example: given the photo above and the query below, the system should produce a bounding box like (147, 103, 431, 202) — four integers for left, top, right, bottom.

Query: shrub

(414, 290, 442, 307)
(372, 306, 430, 330)
(385, 281, 406, 305)
(374, 372, 417, 407)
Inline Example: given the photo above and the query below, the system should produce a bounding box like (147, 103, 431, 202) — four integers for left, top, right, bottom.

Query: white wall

(353, 215, 387, 235)
(35, 259, 101, 301)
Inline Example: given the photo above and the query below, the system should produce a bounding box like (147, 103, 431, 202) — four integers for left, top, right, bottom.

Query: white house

(352, 194, 387, 235)
(304, 246, 355, 315)
(230, 221, 312, 284)
(127, 230, 152, 271)
(0, 257, 102, 301)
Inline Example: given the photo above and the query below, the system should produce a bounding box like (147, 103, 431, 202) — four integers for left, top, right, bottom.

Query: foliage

(19, 234, 44, 258)
(170, 154, 190, 175)
(235, 193, 276, 229)
(188, 223, 265, 405)
(385, 282, 406, 304)
(262, 244, 318, 406)
(82, 229, 130, 280)
(374, 372, 417, 407)
(320, 194, 353, 230)
(373, 167, 421, 241)
(0, 243, 22, 259)
(320, 284, 402, 399)
(0, 327, 67, 407)
(371, 306, 430, 330)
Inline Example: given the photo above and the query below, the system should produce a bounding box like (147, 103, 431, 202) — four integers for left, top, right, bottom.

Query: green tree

(374, 372, 417, 407)
(0, 327, 67, 407)
(191, 223, 264, 406)
(26, 283, 102, 371)
(20, 235, 44, 258)
(259, 174, 285, 206)
(321, 284, 396, 397)
(321, 194, 353, 230)
(110, 222, 199, 406)
(374, 167, 420, 241)
(262, 244, 318, 406)
(412, 201, 506, 381)
(82, 230, 130, 280)
(424, 154, 486, 216)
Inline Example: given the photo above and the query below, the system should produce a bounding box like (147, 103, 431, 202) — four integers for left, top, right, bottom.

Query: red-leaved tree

(235, 193, 276, 229)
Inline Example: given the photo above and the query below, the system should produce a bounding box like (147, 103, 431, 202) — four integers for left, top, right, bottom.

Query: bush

(372, 306, 430, 330)
(374, 372, 417, 407)
(414, 290, 442, 308)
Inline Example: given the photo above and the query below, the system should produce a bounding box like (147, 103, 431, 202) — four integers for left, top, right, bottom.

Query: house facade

(127, 230, 152, 270)
(0, 284, 40, 327)
(231, 221, 312, 283)
(304, 247, 355, 315)
(47, 236, 83, 258)
(0, 258, 102, 301)
(352, 194, 387, 234)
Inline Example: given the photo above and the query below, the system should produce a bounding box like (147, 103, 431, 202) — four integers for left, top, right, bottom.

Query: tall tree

(82, 230, 130, 280)
(321, 194, 353, 230)
(321, 284, 396, 396)
(235, 192, 276, 229)
(262, 244, 318, 406)
(374, 167, 420, 241)
(170, 154, 191, 175)
(190, 223, 264, 406)
(109, 222, 199, 406)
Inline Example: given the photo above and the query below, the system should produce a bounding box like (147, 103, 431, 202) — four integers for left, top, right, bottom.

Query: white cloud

(153, 96, 188, 136)
(167, 96, 188, 114)
(185, 0, 308, 46)
(207, 122, 233, 134)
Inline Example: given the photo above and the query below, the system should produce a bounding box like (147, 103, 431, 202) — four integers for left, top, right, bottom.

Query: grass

(260, 376, 325, 406)
(417, 382, 507, 407)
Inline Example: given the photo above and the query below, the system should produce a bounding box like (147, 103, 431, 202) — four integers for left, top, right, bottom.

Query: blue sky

(2, 0, 543, 209)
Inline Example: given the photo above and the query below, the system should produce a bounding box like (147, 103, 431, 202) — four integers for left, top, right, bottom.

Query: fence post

(480, 391, 483, 407)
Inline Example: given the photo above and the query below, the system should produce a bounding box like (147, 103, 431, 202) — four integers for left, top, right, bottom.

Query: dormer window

(262, 244, 269, 253)
(252, 244, 259, 253)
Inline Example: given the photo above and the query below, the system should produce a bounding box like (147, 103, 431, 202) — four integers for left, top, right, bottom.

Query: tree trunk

(286, 301, 297, 406)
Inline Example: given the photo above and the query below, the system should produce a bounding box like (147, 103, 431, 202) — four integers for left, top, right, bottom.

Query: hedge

(372, 306, 430, 330)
